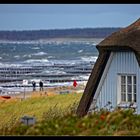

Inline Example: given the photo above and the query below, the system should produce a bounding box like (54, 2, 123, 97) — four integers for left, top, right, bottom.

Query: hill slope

(0, 28, 121, 41)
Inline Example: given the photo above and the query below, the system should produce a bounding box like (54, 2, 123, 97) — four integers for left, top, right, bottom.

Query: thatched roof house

(76, 18, 140, 117)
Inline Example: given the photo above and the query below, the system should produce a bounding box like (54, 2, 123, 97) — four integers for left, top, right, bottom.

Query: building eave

(76, 51, 111, 117)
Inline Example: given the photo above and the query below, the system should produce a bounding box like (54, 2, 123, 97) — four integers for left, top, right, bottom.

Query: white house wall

(89, 51, 140, 113)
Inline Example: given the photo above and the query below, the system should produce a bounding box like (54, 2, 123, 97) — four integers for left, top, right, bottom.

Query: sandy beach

(27, 83, 85, 98)
(0, 83, 85, 102)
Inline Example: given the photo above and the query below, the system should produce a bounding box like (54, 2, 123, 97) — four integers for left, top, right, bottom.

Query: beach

(0, 83, 85, 102)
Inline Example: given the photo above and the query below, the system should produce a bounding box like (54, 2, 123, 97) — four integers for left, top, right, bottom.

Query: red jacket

(73, 80, 77, 87)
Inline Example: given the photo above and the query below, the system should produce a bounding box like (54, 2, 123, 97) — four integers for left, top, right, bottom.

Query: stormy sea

(0, 38, 102, 95)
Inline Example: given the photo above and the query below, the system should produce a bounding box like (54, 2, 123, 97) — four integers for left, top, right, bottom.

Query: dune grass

(1, 92, 140, 136)
(0, 92, 82, 135)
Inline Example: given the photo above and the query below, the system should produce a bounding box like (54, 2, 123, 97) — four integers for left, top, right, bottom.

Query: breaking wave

(25, 59, 49, 63)
(32, 52, 47, 56)
(80, 56, 98, 62)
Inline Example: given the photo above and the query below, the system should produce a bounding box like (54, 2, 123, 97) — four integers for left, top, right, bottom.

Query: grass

(0, 92, 82, 135)
(1, 92, 140, 136)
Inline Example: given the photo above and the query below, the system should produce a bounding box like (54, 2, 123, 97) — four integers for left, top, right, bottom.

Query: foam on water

(32, 52, 47, 56)
(14, 55, 20, 58)
(80, 56, 98, 62)
(78, 50, 83, 53)
(47, 56, 55, 59)
(25, 59, 49, 63)
(32, 47, 40, 50)
(0, 63, 23, 67)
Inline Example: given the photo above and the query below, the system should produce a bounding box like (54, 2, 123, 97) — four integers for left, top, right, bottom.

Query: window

(119, 75, 136, 103)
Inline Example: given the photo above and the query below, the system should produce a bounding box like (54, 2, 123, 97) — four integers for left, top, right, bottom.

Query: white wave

(0, 63, 23, 67)
(79, 75, 90, 80)
(81, 56, 98, 62)
(0, 62, 4, 66)
(32, 52, 47, 56)
(25, 59, 49, 63)
(86, 42, 90, 45)
(14, 55, 20, 58)
(32, 47, 40, 50)
(52, 60, 77, 65)
(23, 54, 32, 58)
(30, 79, 42, 83)
(0, 57, 2, 59)
(48, 56, 55, 59)
(41, 70, 51, 74)
(92, 43, 96, 46)
(23, 54, 27, 57)
(78, 50, 83, 53)
(51, 70, 66, 75)
(10, 64, 23, 67)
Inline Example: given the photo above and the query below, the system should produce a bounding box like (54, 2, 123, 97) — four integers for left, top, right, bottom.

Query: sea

(0, 38, 103, 95)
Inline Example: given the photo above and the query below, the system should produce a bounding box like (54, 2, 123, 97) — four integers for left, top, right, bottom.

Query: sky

(0, 4, 140, 30)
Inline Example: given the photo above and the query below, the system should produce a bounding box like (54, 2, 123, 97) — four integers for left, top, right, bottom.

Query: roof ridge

(122, 18, 140, 33)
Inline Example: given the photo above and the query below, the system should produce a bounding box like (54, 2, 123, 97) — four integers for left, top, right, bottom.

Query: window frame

(117, 74, 137, 104)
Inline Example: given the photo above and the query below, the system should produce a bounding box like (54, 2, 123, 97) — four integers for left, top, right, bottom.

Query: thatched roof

(76, 18, 140, 117)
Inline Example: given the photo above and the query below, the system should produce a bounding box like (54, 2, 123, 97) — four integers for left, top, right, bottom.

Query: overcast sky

(0, 4, 140, 30)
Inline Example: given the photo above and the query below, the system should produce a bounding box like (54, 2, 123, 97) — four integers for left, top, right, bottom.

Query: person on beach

(39, 80, 43, 91)
(73, 80, 77, 87)
(32, 81, 36, 91)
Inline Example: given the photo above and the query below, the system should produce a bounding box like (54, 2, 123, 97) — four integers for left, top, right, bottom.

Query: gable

(77, 50, 140, 117)
(89, 51, 140, 113)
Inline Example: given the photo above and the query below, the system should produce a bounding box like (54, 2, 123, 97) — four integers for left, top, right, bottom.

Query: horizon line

(0, 27, 122, 32)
